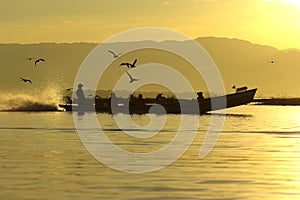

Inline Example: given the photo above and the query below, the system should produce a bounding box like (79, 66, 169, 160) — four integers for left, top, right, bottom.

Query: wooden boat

(59, 88, 257, 114)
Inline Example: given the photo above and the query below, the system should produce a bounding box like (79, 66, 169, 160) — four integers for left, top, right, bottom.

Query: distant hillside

(0, 37, 299, 97)
(197, 37, 300, 97)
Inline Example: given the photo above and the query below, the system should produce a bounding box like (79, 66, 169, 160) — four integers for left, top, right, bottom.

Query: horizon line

(0, 37, 298, 50)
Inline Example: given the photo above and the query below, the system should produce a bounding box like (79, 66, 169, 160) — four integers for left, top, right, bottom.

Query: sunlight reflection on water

(0, 105, 300, 199)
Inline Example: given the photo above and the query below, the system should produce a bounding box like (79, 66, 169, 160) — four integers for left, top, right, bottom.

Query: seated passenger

(137, 94, 146, 106)
(197, 92, 204, 101)
(156, 93, 167, 104)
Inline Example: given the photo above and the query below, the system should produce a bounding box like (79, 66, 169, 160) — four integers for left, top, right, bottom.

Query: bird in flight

(19, 77, 32, 84)
(119, 59, 137, 68)
(25, 57, 36, 61)
(65, 88, 73, 91)
(61, 88, 73, 93)
(126, 71, 139, 83)
(266, 60, 276, 64)
(108, 50, 121, 58)
(35, 58, 45, 66)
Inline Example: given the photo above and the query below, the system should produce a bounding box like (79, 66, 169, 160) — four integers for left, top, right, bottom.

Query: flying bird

(19, 77, 32, 84)
(108, 50, 121, 58)
(25, 57, 36, 61)
(119, 59, 137, 68)
(65, 88, 73, 91)
(61, 88, 73, 93)
(35, 58, 45, 66)
(126, 71, 139, 83)
(266, 60, 276, 64)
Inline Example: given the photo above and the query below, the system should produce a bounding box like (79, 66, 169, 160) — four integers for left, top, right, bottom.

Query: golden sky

(1, 0, 300, 49)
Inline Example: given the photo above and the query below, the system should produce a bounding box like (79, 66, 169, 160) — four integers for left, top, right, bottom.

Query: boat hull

(59, 88, 257, 114)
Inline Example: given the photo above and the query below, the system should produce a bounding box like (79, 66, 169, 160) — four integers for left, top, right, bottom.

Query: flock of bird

(20, 50, 138, 85)
(108, 50, 139, 83)
(19, 49, 275, 86)
(19, 57, 46, 84)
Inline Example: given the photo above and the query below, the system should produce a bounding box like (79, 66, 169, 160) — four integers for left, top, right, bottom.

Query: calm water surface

(1, 105, 300, 200)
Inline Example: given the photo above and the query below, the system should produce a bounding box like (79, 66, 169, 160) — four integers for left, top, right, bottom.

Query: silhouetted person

(138, 94, 144, 102)
(124, 94, 134, 108)
(137, 94, 146, 106)
(132, 94, 146, 114)
(156, 93, 167, 104)
(110, 92, 118, 107)
(76, 83, 86, 107)
(197, 92, 204, 101)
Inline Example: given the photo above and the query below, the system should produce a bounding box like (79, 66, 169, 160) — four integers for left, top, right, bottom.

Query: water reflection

(207, 112, 253, 118)
(1, 106, 300, 199)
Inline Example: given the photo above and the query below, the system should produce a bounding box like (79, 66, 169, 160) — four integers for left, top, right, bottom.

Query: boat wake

(0, 91, 62, 112)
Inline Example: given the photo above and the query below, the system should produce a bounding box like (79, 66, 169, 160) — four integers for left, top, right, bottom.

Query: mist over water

(0, 86, 63, 111)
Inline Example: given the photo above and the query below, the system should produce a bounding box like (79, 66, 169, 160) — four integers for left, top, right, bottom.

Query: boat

(59, 88, 257, 114)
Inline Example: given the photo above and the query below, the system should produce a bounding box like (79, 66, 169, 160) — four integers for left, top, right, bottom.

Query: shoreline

(252, 98, 300, 106)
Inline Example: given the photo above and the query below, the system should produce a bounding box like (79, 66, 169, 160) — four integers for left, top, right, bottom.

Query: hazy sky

(1, 0, 300, 49)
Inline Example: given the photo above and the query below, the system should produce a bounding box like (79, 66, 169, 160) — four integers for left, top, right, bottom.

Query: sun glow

(263, 0, 300, 6)
(282, 0, 300, 6)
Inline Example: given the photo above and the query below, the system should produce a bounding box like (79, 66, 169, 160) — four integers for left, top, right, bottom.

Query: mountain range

(0, 37, 299, 97)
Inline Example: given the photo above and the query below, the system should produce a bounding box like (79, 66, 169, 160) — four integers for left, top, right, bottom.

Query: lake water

(1, 105, 300, 200)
